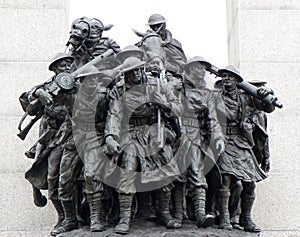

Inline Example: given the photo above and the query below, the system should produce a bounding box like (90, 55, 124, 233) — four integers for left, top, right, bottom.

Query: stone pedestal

(0, 0, 69, 232)
(226, 0, 300, 233)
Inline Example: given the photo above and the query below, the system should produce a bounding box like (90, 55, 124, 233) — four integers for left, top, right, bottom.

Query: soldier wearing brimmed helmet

(214, 65, 275, 232)
(170, 56, 224, 228)
(104, 55, 182, 234)
(142, 14, 187, 120)
(138, 14, 187, 78)
(57, 64, 115, 234)
(22, 52, 78, 236)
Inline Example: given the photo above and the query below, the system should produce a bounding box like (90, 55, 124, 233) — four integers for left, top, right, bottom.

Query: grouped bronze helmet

(184, 56, 212, 72)
(74, 65, 100, 78)
(116, 45, 145, 62)
(48, 53, 74, 71)
(121, 57, 146, 74)
(147, 14, 167, 26)
(218, 65, 243, 82)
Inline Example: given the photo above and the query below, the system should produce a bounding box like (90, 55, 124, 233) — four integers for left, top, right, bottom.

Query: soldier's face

(192, 63, 206, 79)
(125, 68, 143, 84)
(85, 75, 98, 88)
(54, 59, 73, 74)
(150, 23, 166, 34)
(188, 63, 206, 87)
(222, 73, 237, 91)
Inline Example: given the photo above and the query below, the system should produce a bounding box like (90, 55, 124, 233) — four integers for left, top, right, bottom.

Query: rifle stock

(17, 99, 42, 140)
(17, 113, 41, 140)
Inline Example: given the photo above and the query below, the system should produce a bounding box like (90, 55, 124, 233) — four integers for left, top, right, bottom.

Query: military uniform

(215, 65, 275, 232)
(105, 57, 182, 234)
(24, 58, 78, 236)
(71, 69, 114, 232)
(173, 57, 224, 227)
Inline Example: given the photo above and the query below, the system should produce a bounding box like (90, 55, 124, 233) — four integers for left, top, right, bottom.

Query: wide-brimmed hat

(75, 65, 114, 86)
(74, 65, 101, 78)
(116, 45, 145, 62)
(121, 57, 146, 74)
(48, 53, 74, 71)
(146, 14, 167, 26)
(218, 65, 243, 82)
(184, 56, 212, 72)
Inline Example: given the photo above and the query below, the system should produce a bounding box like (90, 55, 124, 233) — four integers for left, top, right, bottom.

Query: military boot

(156, 190, 181, 229)
(51, 200, 78, 236)
(114, 193, 133, 235)
(87, 193, 105, 232)
(239, 193, 261, 232)
(172, 182, 184, 223)
(216, 189, 232, 230)
(193, 188, 215, 228)
(50, 199, 65, 235)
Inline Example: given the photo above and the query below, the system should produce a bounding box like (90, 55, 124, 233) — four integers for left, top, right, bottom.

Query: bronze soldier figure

(71, 66, 116, 232)
(24, 53, 78, 236)
(215, 65, 275, 232)
(105, 56, 182, 234)
(173, 56, 225, 227)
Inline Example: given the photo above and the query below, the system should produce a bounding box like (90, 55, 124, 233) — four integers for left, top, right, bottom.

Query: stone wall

(226, 0, 300, 234)
(0, 0, 69, 233)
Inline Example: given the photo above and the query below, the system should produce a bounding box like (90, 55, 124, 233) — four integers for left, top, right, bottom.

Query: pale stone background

(227, 0, 300, 236)
(0, 0, 299, 236)
(0, 0, 70, 236)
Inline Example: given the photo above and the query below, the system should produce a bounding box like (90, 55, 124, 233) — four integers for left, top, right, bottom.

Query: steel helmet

(184, 56, 212, 72)
(74, 65, 101, 78)
(218, 65, 243, 82)
(121, 57, 146, 73)
(116, 45, 145, 62)
(48, 53, 74, 71)
(147, 14, 166, 25)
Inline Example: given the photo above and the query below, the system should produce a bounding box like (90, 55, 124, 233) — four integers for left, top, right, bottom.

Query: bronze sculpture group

(18, 14, 282, 236)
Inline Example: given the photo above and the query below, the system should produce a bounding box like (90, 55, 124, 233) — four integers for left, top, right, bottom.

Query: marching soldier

(215, 65, 275, 232)
(105, 56, 182, 234)
(173, 56, 225, 227)
(24, 53, 78, 236)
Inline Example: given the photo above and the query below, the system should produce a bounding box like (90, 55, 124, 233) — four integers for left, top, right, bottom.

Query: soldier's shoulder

(170, 38, 183, 49)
